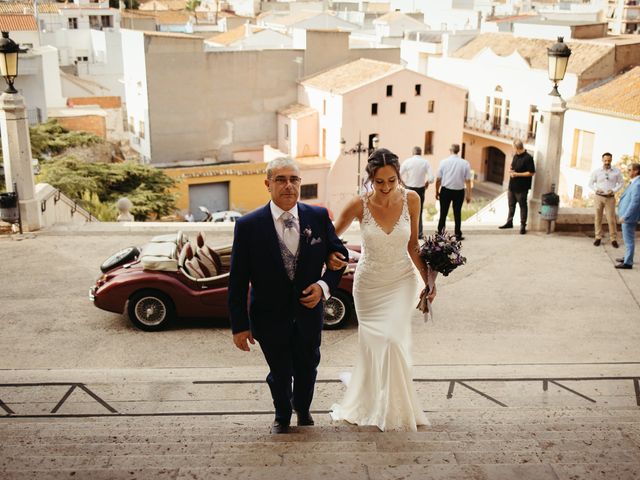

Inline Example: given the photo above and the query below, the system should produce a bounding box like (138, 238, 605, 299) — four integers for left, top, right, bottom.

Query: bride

(327, 148, 436, 431)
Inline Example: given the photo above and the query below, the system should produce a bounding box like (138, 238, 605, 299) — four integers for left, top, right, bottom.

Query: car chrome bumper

(89, 287, 96, 302)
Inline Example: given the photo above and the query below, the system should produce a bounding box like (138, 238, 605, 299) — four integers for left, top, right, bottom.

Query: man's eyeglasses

(273, 176, 302, 185)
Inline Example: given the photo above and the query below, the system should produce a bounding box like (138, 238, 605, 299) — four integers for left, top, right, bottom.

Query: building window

(571, 129, 595, 171)
(101, 16, 113, 28)
(528, 105, 538, 139)
(76, 56, 88, 63)
(400, 102, 407, 114)
(386, 85, 393, 97)
(128, 116, 135, 133)
(492, 97, 502, 131)
(371, 103, 378, 116)
(505, 100, 511, 126)
(634, 142, 640, 160)
(322, 100, 326, 115)
(414, 84, 421, 96)
(300, 184, 318, 200)
(485, 96, 491, 121)
(139, 121, 145, 139)
(424, 131, 434, 155)
(464, 92, 469, 123)
(427, 100, 435, 113)
(284, 123, 289, 140)
(68, 17, 78, 29)
(89, 15, 101, 29)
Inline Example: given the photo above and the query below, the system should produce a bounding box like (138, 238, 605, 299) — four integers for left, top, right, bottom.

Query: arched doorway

(485, 146, 506, 185)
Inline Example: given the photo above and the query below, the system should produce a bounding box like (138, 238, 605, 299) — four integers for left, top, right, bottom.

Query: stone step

(3, 464, 640, 480)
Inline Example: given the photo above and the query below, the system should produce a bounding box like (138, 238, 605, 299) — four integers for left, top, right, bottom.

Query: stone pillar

(529, 93, 566, 232)
(0, 92, 41, 231)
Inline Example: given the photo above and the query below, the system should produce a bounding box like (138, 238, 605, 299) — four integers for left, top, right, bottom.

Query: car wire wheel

(323, 289, 354, 330)
(134, 296, 167, 326)
(127, 290, 175, 331)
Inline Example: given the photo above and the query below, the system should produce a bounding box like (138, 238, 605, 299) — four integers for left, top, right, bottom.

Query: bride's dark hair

(365, 148, 404, 186)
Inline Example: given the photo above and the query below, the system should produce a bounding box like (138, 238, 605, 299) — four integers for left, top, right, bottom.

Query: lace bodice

(358, 188, 412, 272)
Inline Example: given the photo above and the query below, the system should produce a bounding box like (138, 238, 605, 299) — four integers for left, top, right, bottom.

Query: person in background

(401, 146, 433, 239)
(615, 163, 640, 269)
(589, 152, 623, 248)
(499, 140, 535, 235)
(435, 144, 472, 241)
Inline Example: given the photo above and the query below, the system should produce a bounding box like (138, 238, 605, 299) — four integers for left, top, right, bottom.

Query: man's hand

(435, 190, 440, 200)
(466, 195, 471, 204)
(620, 217, 626, 224)
(233, 330, 254, 352)
(607, 190, 613, 195)
(327, 251, 348, 271)
(509, 169, 517, 178)
(300, 283, 322, 309)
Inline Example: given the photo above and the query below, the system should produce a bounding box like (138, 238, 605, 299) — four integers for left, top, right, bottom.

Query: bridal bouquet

(416, 232, 466, 322)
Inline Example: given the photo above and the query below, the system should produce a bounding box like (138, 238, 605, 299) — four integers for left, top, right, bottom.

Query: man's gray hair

(513, 139, 524, 149)
(266, 157, 300, 179)
(412, 146, 422, 155)
(450, 144, 460, 154)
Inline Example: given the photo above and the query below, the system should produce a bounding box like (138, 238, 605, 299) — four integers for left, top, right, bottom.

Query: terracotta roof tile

(277, 103, 317, 119)
(452, 32, 613, 75)
(0, 14, 37, 31)
(568, 66, 640, 120)
(301, 58, 403, 94)
(206, 24, 263, 45)
(0, 1, 59, 14)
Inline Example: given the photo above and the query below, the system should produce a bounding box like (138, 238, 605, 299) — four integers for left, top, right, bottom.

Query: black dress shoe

(498, 222, 513, 229)
(612, 240, 619, 248)
(455, 234, 465, 241)
(615, 263, 632, 270)
(593, 239, 601, 246)
(296, 411, 314, 426)
(520, 226, 526, 235)
(271, 419, 290, 434)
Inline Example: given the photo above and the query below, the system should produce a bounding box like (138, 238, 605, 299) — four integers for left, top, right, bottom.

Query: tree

(185, 0, 201, 24)
(38, 157, 177, 221)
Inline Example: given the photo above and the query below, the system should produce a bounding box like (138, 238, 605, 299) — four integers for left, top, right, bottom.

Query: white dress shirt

(400, 155, 434, 188)
(269, 201, 330, 299)
(589, 167, 623, 195)
(436, 154, 472, 190)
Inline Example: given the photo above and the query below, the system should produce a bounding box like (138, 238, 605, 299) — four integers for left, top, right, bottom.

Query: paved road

(1, 227, 638, 372)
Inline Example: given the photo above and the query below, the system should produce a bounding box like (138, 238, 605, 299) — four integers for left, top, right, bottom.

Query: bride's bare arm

(327, 197, 363, 270)
(406, 191, 429, 286)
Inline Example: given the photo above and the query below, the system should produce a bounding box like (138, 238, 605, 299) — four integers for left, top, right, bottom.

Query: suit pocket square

(310, 237, 322, 245)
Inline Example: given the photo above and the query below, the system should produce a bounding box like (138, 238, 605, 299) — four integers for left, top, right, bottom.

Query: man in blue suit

(616, 163, 640, 269)
(228, 157, 348, 433)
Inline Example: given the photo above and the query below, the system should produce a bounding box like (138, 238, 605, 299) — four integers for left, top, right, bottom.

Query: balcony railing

(464, 114, 536, 143)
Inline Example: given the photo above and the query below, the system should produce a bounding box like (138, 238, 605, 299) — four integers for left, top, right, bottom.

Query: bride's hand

(327, 251, 348, 271)
(427, 283, 437, 303)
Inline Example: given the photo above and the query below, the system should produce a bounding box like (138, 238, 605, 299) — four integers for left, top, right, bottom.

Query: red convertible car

(90, 231, 358, 331)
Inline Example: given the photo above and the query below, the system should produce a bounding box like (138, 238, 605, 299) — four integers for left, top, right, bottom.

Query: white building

(278, 58, 466, 212)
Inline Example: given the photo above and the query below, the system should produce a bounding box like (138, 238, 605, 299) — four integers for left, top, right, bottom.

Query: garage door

(189, 182, 229, 221)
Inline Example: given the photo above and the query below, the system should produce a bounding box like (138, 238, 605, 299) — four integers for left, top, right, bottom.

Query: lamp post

(341, 133, 379, 194)
(0, 31, 41, 231)
(530, 36, 572, 232)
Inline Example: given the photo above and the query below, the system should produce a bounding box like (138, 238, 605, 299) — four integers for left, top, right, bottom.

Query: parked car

(90, 231, 358, 332)
(198, 207, 242, 223)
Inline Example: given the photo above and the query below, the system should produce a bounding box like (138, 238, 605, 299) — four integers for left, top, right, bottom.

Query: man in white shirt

(435, 144, 472, 241)
(400, 146, 433, 239)
(589, 152, 623, 248)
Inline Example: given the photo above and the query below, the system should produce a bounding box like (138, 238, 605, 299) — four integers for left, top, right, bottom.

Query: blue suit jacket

(618, 178, 640, 224)
(228, 202, 348, 341)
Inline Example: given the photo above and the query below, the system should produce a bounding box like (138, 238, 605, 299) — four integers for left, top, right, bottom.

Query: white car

(209, 210, 243, 223)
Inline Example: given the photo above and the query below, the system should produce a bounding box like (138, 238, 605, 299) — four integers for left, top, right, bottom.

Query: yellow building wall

(163, 162, 271, 214)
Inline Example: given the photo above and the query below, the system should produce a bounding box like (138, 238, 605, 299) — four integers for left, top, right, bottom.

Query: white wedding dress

(331, 189, 429, 431)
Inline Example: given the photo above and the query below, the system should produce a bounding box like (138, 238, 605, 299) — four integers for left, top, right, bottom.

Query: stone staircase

(1, 367, 640, 479)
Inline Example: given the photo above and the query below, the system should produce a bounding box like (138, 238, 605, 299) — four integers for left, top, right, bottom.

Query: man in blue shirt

(615, 163, 640, 269)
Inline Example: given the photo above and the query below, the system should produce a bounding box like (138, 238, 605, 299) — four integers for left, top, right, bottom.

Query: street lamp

(341, 133, 379, 193)
(546, 36, 572, 97)
(0, 32, 26, 94)
(0, 31, 40, 231)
